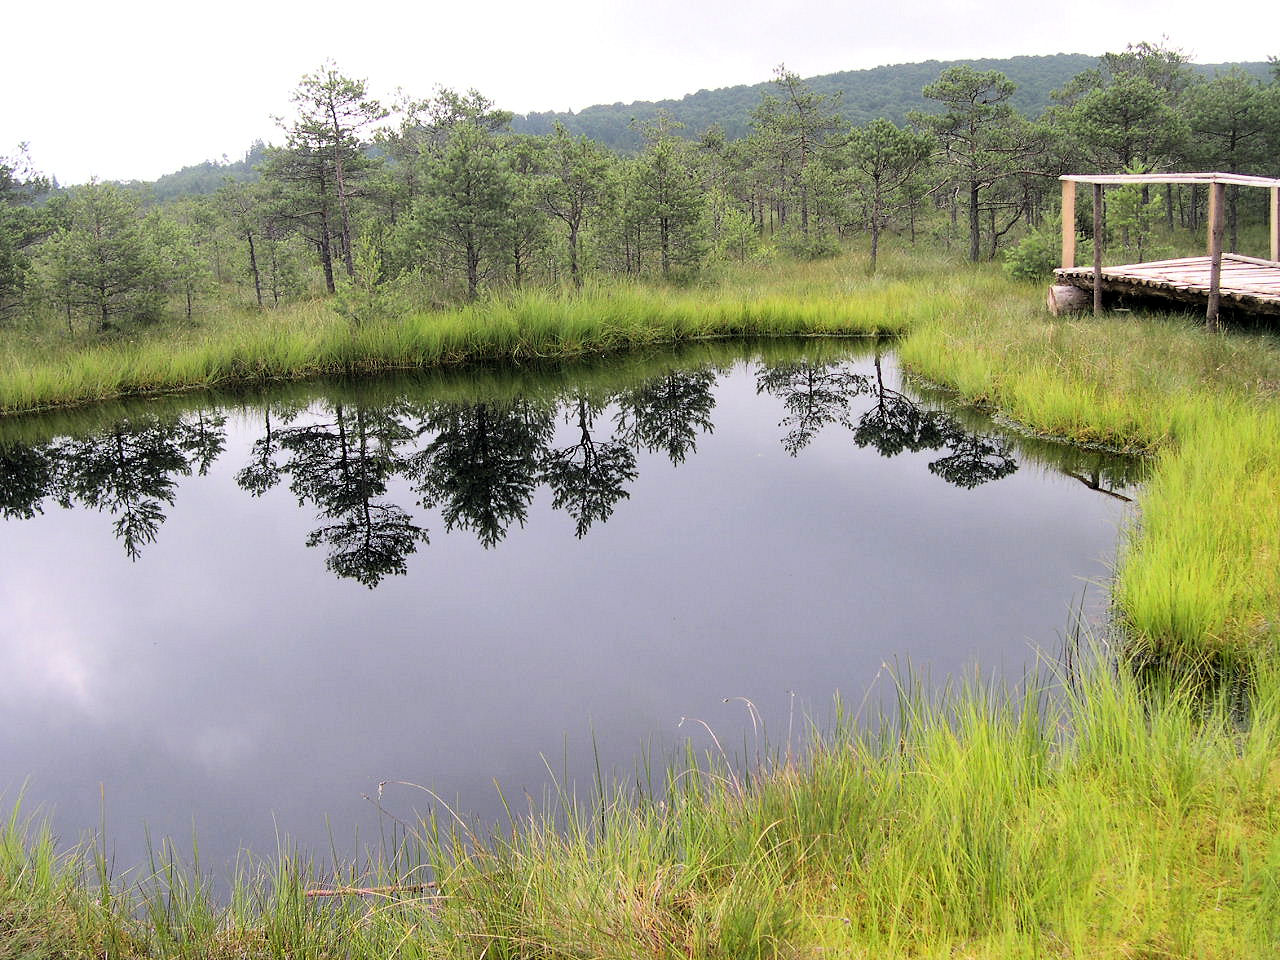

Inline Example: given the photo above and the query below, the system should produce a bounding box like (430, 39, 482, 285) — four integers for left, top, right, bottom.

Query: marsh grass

(0, 258, 949, 417)
(5, 244, 1280, 956)
(5, 656, 1280, 958)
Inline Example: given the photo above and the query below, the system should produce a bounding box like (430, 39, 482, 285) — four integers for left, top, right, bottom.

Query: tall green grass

(5, 658, 1280, 958)
(0, 277, 933, 416)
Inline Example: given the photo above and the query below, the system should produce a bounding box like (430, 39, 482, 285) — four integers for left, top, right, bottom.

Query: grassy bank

(901, 308, 1280, 664)
(5, 250, 1280, 956)
(0, 277, 926, 416)
(7, 662, 1280, 958)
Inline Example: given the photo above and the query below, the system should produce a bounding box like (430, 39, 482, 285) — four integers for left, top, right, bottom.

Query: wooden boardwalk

(1055, 254, 1280, 317)
(1052, 172, 1280, 327)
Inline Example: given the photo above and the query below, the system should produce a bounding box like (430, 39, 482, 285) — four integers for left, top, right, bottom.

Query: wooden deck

(1053, 172, 1280, 326)
(1055, 254, 1280, 317)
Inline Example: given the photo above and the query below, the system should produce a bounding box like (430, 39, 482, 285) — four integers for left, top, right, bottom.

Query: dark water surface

(0, 340, 1141, 873)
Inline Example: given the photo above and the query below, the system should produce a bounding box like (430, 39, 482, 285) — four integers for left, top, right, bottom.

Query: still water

(0, 340, 1140, 872)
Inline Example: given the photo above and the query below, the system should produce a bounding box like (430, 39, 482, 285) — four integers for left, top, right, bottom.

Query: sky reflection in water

(0, 341, 1140, 873)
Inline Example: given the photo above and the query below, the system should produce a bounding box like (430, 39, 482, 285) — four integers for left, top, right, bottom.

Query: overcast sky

(4, 0, 1275, 184)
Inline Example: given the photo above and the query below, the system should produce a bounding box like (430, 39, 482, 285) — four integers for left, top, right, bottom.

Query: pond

(0, 339, 1141, 874)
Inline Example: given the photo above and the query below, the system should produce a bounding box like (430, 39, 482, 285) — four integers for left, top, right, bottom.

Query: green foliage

(0, 145, 51, 321)
(1108, 163, 1170, 262)
(409, 118, 514, 298)
(147, 213, 213, 317)
(333, 233, 397, 326)
(147, 140, 266, 202)
(1002, 225, 1061, 281)
(777, 225, 839, 260)
(842, 118, 934, 271)
(513, 55, 1114, 150)
(539, 123, 615, 287)
(628, 124, 708, 278)
(34, 182, 167, 330)
(915, 66, 1042, 262)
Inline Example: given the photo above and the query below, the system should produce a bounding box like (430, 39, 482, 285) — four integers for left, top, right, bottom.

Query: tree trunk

(318, 211, 336, 294)
(869, 220, 880, 274)
(330, 107, 356, 278)
(569, 222, 581, 289)
(466, 241, 480, 299)
(659, 217, 670, 279)
(969, 182, 981, 263)
(247, 231, 263, 308)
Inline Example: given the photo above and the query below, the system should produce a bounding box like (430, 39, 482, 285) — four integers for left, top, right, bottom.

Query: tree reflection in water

(543, 393, 638, 538)
(0, 414, 225, 559)
(757, 352, 1018, 490)
(0, 352, 1130, 586)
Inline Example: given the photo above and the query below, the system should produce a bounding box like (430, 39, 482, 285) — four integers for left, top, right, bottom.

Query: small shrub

(1004, 224, 1092, 282)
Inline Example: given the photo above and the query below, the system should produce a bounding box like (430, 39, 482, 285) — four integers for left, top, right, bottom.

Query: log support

(1092, 184, 1103, 316)
(1048, 284, 1090, 315)
(1207, 181, 1225, 330)
(1061, 180, 1076, 269)
(1270, 185, 1279, 264)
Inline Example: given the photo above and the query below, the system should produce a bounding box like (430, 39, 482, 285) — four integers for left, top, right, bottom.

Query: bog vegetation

(3, 41, 1280, 959)
(3, 42, 1279, 343)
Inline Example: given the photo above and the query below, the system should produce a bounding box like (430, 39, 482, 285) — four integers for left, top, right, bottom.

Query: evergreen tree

(286, 62, 387, 278)
(540, 124, 613, 288)
(0, 145, 51, 321)
(37, 182, 165, 329)
(629, 119, 706, 279)
(842, 119, 933, 271)
(916, 66, 1040, 262)
(409, 118, 514, 299)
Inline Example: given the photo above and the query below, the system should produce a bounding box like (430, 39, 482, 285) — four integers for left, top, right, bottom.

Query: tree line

(2, 42, 1278, 330)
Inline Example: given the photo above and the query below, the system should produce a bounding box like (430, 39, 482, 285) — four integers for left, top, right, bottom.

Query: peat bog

(0, 339, 1140, 873)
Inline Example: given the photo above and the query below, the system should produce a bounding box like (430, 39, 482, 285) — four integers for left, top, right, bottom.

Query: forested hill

(132, 53, 1274, 194)
(144, 141, 268, 202)
(511, 54, 1272, 152)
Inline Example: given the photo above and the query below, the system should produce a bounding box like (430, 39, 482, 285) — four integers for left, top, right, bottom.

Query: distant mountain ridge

(141, 54, 1274, 195)
(511, 54, 1273, 152)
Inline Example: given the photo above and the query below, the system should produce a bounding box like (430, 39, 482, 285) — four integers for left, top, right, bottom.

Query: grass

(6, 660, 1280, 958)
(0, 269, 934, 416)
(4, 243, 1280, 956)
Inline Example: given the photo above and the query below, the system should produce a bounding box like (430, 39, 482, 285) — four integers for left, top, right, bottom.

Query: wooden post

(1207, 180, 1225, 330)
(1061, 179, 1076, 269)
(1270, 185, 1279, 264)
(1092, 183, 1103, 316)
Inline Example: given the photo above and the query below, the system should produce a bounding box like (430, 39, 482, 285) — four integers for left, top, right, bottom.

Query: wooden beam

(1092, 183, 1103, 316)
(1061, 180, 1076, 269)
(1061, 172, 1280, 189)
(1059, 180, 1080, 268)
(1207, 181, 1225, 330)
(1271, 186, 1279, 264)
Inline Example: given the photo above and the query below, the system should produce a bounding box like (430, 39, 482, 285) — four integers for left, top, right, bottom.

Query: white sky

(4, 0, 1275, 184)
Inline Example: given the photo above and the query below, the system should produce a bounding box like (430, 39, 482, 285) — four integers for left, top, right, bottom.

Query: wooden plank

(1093, 183, 1103, 316)
(1207, 181, 1225, 330)
(1061, 180, 1076, 269)
(1106, 256, 1208, 271)
(1224, 253, 1280, 268)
